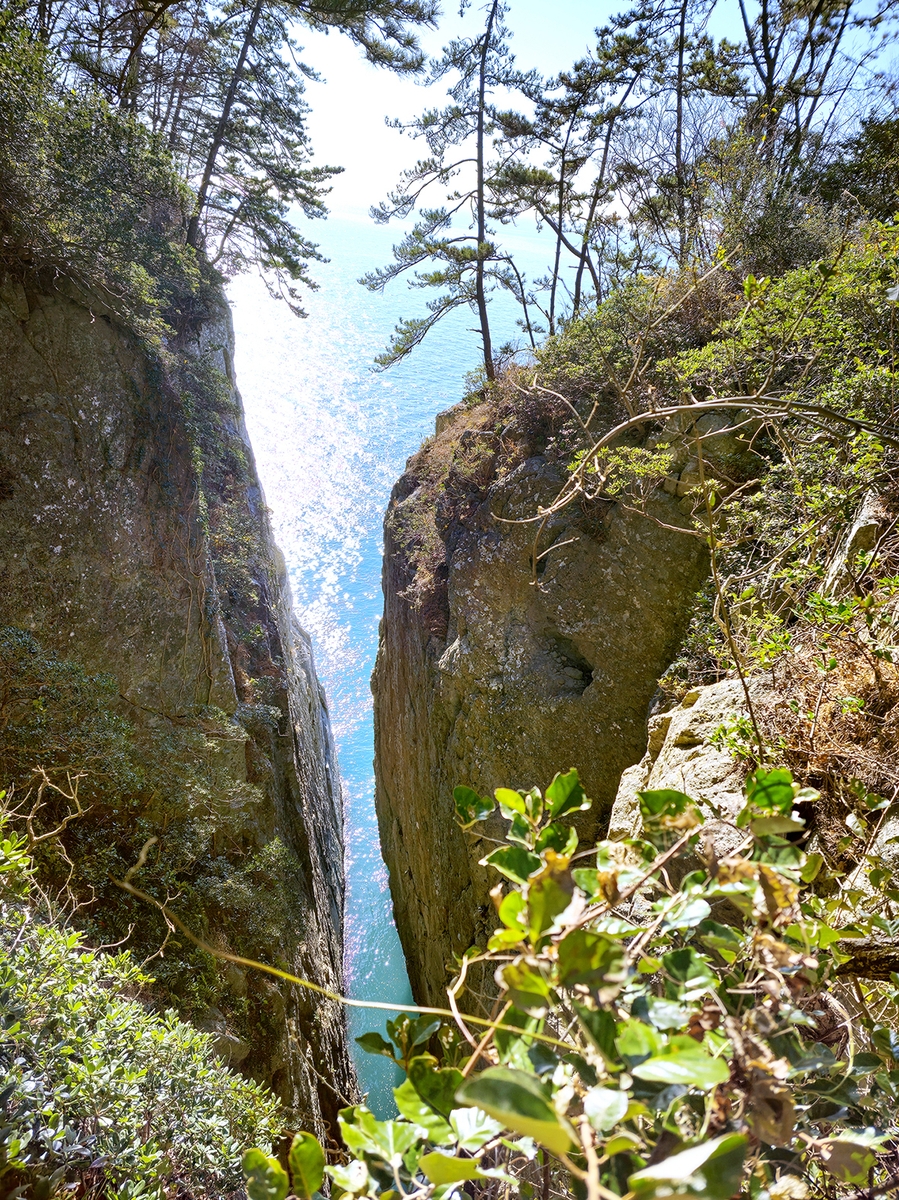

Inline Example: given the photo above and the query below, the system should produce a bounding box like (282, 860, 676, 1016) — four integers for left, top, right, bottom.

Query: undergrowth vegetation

(0, 815, 280, 1199)
(244, 765, 899, 1200)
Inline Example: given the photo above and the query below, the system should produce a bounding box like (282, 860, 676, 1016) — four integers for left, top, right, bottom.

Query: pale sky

(297, 0, 608, 219)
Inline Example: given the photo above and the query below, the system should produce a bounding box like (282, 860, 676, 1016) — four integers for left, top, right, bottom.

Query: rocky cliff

(0, 274, 356, 1135)
(372, 394, 715, 1005)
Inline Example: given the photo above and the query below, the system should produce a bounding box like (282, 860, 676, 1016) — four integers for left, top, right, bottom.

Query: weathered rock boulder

(0, 275, 356, 1134)
(608, 678, 750, 849)
(373, 400, 711, 1006)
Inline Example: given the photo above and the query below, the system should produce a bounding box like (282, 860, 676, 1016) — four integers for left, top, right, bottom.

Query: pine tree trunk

(186, 0, 263, 250)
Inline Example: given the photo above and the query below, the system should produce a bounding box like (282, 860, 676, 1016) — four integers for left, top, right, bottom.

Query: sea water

(230, 214, 549, 1112)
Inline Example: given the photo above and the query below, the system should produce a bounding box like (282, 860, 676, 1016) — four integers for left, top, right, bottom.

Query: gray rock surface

(373, 405, 712, 1006)
(608, 678, 751, 856)
(0, 275, 356, 1133)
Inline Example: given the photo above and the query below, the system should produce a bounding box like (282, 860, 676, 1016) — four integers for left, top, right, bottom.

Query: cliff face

(0, 275, 355, 1134)
(372, 399, 711, 1005)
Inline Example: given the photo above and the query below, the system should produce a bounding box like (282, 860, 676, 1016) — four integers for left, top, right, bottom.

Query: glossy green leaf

(557, 929, 627, 1001)
(455, 1067, 576, 1156)
(496, 788, 527, 816)
(449, 1107, 504, 1152)
(499, 957, 553, 1016)
(409, 1056, 464, 1121)
(326, 1160, 369, 1196)
(535, 822, 579, 855)
(339, 1108, 420, 1167)
(528, 872, 573, 941)
(393, 1079, 452, 1143)
(583, 1086, 628, 1132)
(629, 1134, 747, 1200)
(355, 1031, 395, 1059)
(420, 1152, 483, 1184)
(546, 769, 591, 819)
(288, 1133, 325, 1200)
(632, 1041, 729, 1090)
(454, 785, 494, 828)
(639, 789, 693, 820)
(662, 948, 716, 1000)
(482, 845, 541, 884)
(243, 1149, 289, 1200)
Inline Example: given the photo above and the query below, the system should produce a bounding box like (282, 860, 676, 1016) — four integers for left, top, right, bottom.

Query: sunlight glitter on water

(229, 215, 550, 1112)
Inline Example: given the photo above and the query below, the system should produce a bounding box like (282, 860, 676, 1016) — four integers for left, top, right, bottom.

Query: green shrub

(0, 11, 203, 339)
(0, 817, 280, 1199)
(252, 766, 899, 1200)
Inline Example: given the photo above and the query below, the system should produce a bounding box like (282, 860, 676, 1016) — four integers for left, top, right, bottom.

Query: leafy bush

(0, 816, 280, 1199)
(0, 11, 202, 338)
(251, 766, 899, 1200)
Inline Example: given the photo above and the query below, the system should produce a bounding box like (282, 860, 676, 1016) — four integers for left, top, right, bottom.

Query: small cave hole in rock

(551, 636, 594, 695)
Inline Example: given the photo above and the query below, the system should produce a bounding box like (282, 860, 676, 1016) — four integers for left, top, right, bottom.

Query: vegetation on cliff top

(243, 762, 899, 1200)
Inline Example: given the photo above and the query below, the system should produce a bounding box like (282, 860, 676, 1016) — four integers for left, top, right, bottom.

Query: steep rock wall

(372, 399, 711, 1005)
(0, 275, 356, 1134)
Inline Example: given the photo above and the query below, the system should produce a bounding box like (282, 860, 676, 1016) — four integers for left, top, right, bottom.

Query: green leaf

(662, 948, 716, 1000)
(326, 1161, 369, 1196)
(528, 872, 573, 941)
(499, 958, 553, 1016)
(356, 1031, 395, 1059)
(819, 1134, 889, 1184)
(449, 1106, 504, 1152)
(496, 788, 527, 817)
(535, 822, 578, 855)
(339, 1108, 420, 1167)
(546, 769, 591, 819)
(409, 1056, 465, 1121)
(745, 768, 795, 816)
(583, 1086, 628, 1132)
(498, 889, 528, 930)
(482, 845, 541, 884)
(243, 1149, 289, 1200)
(420, 1152, 483, 1184)
(639, 789, 693, 820)
(288, 1133, 325, 1200)
(801, 852, 824, 882)
(750, 814, 805, 835)
(455, 1067, 576, 1156)
(393, 1079, 453, 1142)
(631, 1042, 729, 1090)
(629, 1134, 747, 1200)
(454, 785, 494, 828)
(557, 929, 627, 1002)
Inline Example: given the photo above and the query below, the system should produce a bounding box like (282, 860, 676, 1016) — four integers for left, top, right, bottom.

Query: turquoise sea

(229, 214, 550, 1111)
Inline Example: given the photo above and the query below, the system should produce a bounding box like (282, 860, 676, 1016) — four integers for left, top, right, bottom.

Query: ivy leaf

(243, 1149, 289, 1200)
(420, 1151, 484, 1184)
(629, 1133, 747, 1200)
(482, 846, 541, 884)
(326, 1161, 369, 1196)
(288, 1133, 325, 1200)
(455, 1067, 576, 1156)
(546, 769, 591, 819)
(454, 785, 493, 828)
(583, 1086, 628, 1132)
